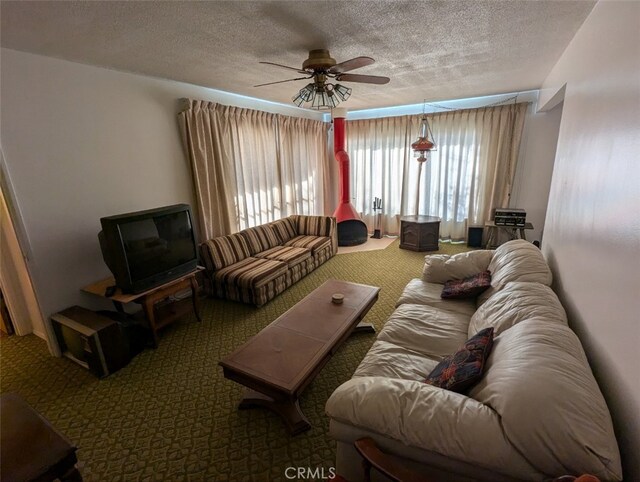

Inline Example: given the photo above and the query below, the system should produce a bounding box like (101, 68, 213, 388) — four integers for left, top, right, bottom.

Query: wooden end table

(219, 279, 380, 435)
(399, 215, 440, 251)
(82, 267, 203, 347)
(1, 393, 82, 481)
(484, 221, 534, 248)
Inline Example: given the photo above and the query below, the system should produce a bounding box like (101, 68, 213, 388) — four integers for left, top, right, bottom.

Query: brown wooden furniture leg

(238, 389, 311, 435)
(485, 227, 495, 248)
(190, 277, 201, 322)
(519, 227, 526, 240)
(142, 297, 159, 348)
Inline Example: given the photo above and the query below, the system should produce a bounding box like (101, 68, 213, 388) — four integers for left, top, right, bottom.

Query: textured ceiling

(0, 1, 595, 111)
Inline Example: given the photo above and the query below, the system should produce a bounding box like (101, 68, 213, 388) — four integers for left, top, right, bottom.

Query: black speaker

(467, 226, 484, 248)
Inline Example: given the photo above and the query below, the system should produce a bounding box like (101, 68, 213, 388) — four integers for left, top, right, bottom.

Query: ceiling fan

(255, 49, 390, 109)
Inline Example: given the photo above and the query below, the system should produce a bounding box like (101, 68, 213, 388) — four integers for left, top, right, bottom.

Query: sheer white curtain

(179, 100, 330, 238)
(277, 116, 332, 220)
(348, 103, 528, 240)
(349, 115, 413, 235)
(225, 107, 281, 228)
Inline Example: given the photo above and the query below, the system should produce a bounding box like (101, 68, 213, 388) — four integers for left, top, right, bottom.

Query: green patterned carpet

(0, 240, 470, 481)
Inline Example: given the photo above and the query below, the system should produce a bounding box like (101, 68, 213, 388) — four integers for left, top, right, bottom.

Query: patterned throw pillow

(441, 270, 492, 299)
(424, 327, 494, 393)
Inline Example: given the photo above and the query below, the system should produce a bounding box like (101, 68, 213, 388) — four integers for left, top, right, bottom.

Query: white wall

(539, 1, 640, 479)
(510, 99, 563, 243)
(0, 48, 322, 350)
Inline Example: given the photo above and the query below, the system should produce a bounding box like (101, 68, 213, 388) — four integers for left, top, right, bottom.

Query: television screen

(119, 211, 196, 282)
(99, 204, 198, 293)
(56, 322, 90, 368)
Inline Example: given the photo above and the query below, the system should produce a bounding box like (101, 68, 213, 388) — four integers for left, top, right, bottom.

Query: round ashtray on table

(331, 293, 344, 304)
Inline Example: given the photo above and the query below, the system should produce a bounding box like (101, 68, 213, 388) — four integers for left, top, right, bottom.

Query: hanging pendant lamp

(412, 102, 437, 215)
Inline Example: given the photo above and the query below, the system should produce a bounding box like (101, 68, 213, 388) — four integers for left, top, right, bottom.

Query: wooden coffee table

(219, 279, 380, 435)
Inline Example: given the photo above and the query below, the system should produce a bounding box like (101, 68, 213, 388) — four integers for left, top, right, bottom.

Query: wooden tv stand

(82, 267, 203, 347)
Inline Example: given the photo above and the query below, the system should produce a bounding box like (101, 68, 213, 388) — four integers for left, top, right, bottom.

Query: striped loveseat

(200, 215, 338, 306)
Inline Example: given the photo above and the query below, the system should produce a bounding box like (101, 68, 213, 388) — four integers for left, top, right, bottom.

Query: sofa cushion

(269, 217, 297, 244)
(326, 377, 539, 478)
(468, 321, 622, 480)
(214, 257, 288, 289)
(255, 246, 311, 268)
(296, 215, 334, 237)
(422, 250, 494, 283)
(424, 327, 494, 393)
(284, 235, 331, 254)
(353, 340, 440, 381)
(201, 233, 251, 271)
(376, 304, 470, 359)
(239, 224, 280, 255)
(396, 279, 477, 317)
(477, 239, 552, 306)
(469, 281, 568, 337)
(441, 270, 492, 299)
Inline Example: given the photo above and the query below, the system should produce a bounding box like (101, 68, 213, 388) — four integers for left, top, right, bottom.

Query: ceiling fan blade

(336, 73, 390, 85)
(259, 61, 307, 74)
(329, 56, 375, 74)
(254, 76, 310, 87)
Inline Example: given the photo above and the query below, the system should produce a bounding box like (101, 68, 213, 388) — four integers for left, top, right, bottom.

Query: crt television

(98, 204, 198, 294)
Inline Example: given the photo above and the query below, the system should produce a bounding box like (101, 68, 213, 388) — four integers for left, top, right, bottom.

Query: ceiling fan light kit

(260, 49, 389, 110)
(311, 90, 334, 109)
(333, 84, 352, 101)
(293, 82, 352, 109)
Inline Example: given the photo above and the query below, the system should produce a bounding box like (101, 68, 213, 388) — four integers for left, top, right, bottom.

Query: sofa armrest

(326, 377, 535, 476)
(295, 215, 338, 255)
(329, 217, 338, 255)
(422, 250, 494, 283)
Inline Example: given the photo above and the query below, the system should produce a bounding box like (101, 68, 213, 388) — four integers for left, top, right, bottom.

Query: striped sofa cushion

(297, 215, 334, 237)
(255, 246, 311, 268)
(252, 274, 289, 307)
(284, 235, 332, 254)
(201, 234, 251, 271)
(313, 242, 333, 266)
(214, 257, 288, 289)
(269, 218, 298, 244)
(240, 225, 280, 255)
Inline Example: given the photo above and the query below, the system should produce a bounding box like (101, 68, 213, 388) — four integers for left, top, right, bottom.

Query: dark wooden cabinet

(399, 215, 440, 251)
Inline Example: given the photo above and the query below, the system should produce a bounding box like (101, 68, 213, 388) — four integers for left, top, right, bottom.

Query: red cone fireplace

(332, 108, 368, 246)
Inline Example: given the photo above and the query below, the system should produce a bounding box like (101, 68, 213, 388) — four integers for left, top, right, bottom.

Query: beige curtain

(348, 102, 529, 240)
(178, 100, 236, 241)
(349, 115, 413, 235)
(276, 116, 332, 219)
(178, 100, 330, 239)
(225, 106, 280, 229)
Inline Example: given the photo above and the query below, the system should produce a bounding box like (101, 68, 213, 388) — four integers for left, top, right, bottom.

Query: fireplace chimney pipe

(332, 108, 360, 222)
(331, 108, 368, 246)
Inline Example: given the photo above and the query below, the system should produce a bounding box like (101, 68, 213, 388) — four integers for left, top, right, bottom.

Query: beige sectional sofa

(326, 240, 622, 482)
(200, 215, 337, 306)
